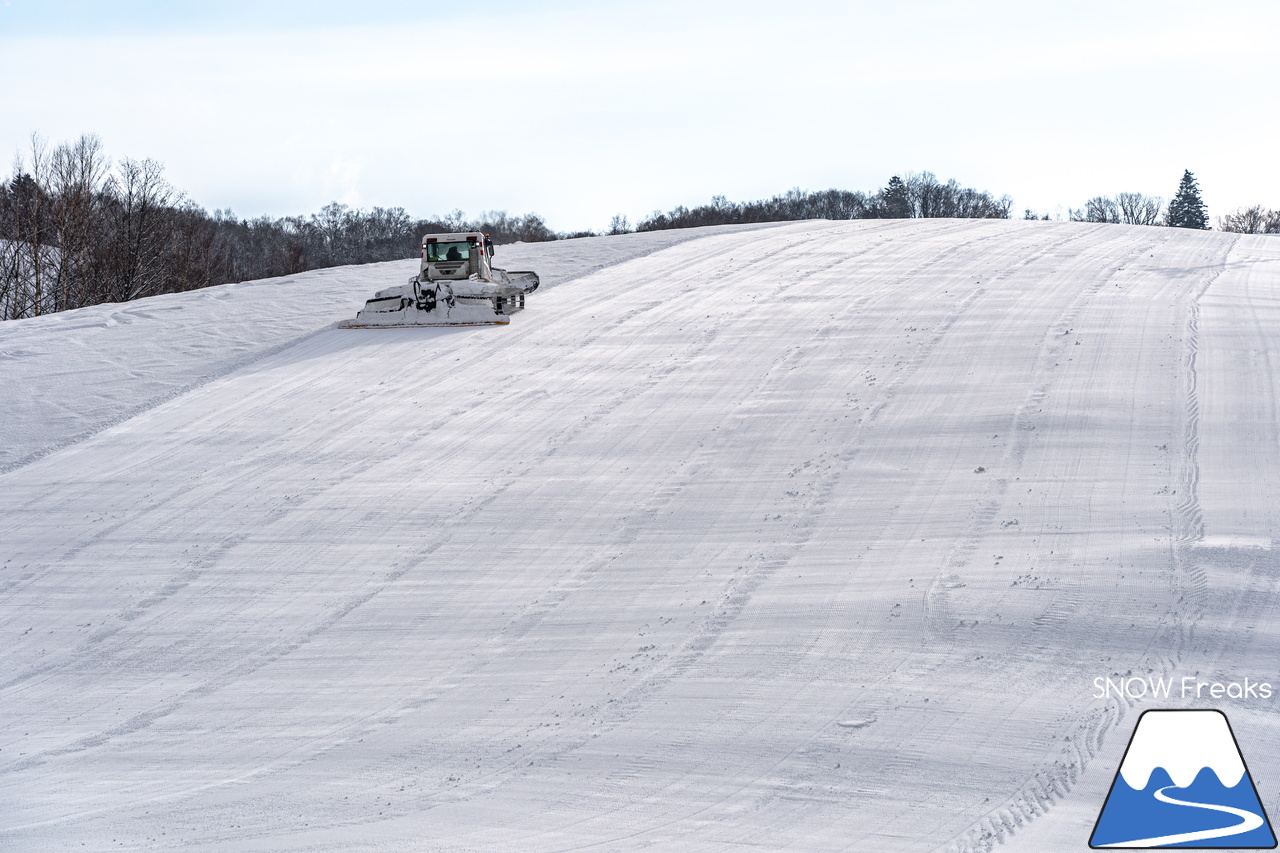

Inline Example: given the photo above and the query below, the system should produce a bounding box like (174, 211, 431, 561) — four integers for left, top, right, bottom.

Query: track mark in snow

(7, 223, 1273, 850)
(836, 717, 876, 729)
(943, 232, 1242, 853)
(0, 324, 335, 476)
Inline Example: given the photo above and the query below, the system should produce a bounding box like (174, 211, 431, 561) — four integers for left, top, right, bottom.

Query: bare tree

(4, 134, 58, 318)
(892, 172, 1011, 219)
(1218, 205, 1280, 234)
(102, 157, 179, 301)
(1116, 192, 1164, 226)
(443, 209, 468, 231)
(1070, 192, 1164, 226)
(312, 202, 353, 266)
(49, 134, 109, 311)
(1071, 196, 1121, 223)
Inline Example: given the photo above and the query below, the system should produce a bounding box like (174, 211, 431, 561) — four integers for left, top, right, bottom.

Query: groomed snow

(0, 222, 785, 474)
(3, 220, 1280, 851)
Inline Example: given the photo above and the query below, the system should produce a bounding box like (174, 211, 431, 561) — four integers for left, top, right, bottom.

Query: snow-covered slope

(0, 222, 783, 473)
(3, 220, 1280, 851)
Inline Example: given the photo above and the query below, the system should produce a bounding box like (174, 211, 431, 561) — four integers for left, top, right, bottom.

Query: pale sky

(2, 0, 1277, 232)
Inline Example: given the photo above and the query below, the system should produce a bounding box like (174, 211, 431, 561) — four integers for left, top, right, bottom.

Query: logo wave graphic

(1090, 710, 1276, 849)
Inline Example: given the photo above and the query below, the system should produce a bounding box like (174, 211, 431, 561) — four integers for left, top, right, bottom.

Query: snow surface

(4, 220, 1280, 851)
(0, 222, 783, 473)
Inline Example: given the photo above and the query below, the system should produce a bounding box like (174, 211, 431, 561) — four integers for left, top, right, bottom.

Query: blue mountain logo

(1091, 709, 1276, 848)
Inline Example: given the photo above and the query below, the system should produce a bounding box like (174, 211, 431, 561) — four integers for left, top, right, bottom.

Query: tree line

(3, 134, 1277, 321)
(1064, 169, 1279, 234)
(626, 172, 1013, 234)
(0, 134, 557, 321)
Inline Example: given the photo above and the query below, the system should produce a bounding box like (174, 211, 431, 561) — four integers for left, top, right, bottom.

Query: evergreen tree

(1166, 169, 1209, 229)
(881, 175, 912, 218)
